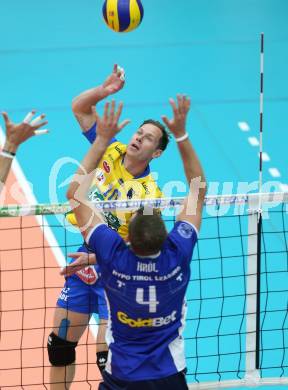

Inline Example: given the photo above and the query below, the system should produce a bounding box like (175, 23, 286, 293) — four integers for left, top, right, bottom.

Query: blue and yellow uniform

(57, 123, 162, 317)
(86, 220, 198, 386)
(66, 123, 162, 238)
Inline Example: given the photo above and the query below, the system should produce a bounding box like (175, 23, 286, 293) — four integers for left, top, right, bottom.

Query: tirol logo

(103, 160, 111, 173)
(95, 168, 105, 185)
(76, 266, 98, 285)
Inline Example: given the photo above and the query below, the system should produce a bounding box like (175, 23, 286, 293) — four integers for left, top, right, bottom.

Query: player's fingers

(60, 266, 72, 276)
(161, 115, 171, 127)
(177, 94, 184, 111)
(185, 97, 191, 113)
(115, 101, 124, 122)
(103, 102, 109, 121)
(110, 100, 116, 119)
(2, 111, 10, 125)
(60, 264, 82, 276)
(33, 120, 48, 130)
(120, 71, 125, 82)
(23, 110, 36, 124)
(178, 94, 187, 114)
(169, 98, 178, 117)
(67, 252, 82, 259)
(182, 95, 190, 111)
(118, 119, 131, 131)
(113, 64, 118, 73)
(116, 65, 123, 76)
(91, 105, 100, 121)
(30, 114, 46, 126)
(59, 267, 67, 276)
(118, 66, 125, 81)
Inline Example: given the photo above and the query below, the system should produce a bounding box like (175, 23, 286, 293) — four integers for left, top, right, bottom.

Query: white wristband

(34, 129, 49, 136)
(175, 133, 189, 143)
(22, 111, 35, 124)
(1, 151, 14, 159)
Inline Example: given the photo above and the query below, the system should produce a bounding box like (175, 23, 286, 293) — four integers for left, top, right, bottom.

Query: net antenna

(245, 32, 265, 385)
(258, 32, 264, 201)
(243, 32, 266, 386)
(256, 32, 265, 371)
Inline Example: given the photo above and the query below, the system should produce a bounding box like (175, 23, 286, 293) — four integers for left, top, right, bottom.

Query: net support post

(245, 196, 261, 384)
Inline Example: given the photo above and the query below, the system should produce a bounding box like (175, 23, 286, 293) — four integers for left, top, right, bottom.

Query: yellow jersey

(67, 141, 162, 239)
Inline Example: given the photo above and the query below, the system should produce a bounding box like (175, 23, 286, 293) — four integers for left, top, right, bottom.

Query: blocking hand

(161, 95, 191, 139)
(92, 100, 130, 142)
(102, 64, 125, 95)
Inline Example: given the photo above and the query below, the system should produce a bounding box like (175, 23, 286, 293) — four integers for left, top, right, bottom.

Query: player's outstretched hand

(161, 94, 191, 139)
(2, 110, 48, 153)
(92, 100, 130, 142)
(60, 252, 97, 277)
(102, 64, 125, 95)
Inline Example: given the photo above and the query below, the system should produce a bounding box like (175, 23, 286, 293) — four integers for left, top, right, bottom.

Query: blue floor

(1, 1, 287, 388)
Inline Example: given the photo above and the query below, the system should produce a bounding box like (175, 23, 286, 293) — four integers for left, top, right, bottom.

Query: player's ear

(152, 149, 163, 159)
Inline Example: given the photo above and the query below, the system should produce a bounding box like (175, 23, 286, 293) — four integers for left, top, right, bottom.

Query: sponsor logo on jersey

(117, 310, 177, 328)
(177, 222, 194, 239)
(58, 287, 70, 302)
(107, 153, 114, 162)
(76, 266, 98, 285)
(102, 184, 113, 198)
(103, 160, 111, 173)
(88, 186, 104, 202)
(127, 187, 135, 199)
(95, 168, 105, 185)
(142, 183, 150, 195)
(115, 145, 124, 156)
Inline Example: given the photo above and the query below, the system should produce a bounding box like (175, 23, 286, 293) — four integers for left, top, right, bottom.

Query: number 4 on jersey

(136, 286, 159, 313)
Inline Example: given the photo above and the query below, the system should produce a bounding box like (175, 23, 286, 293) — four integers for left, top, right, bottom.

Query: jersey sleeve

(167, 220, 198, 261)
(83, 122, 117, 145)
(86, 223, 124, 265)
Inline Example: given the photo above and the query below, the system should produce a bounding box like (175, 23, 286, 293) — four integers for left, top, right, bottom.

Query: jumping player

(48, 66, 169, 388)
(65, 95, 206, 389)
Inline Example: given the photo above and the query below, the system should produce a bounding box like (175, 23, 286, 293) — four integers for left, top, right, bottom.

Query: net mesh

(0, 195, 287, 389)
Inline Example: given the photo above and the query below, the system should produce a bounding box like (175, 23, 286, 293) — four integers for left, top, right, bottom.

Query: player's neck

(123, 154, 148, 177)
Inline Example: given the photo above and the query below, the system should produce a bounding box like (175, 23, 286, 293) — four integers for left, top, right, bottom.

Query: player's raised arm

(66, 100, 130, 237)
(0, 110, 48, 191)
(162, 95, 206, 231)
(72, 64, 125, 132)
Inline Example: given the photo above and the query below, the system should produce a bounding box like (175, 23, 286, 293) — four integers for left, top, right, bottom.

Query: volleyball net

(0, 193, 288, 389)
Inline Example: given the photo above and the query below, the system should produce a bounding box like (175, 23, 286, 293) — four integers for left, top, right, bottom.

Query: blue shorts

(57, 246, 108, 319)
(99, 369, 188, 390)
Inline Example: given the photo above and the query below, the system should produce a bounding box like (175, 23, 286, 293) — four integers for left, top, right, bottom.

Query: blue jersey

(86, 220, 198, 381)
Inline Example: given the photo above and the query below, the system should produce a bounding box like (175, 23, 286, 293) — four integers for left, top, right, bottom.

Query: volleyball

(102, 0, 144, 33)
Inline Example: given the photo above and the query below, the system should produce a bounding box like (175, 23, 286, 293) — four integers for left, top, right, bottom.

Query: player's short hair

(140, 119, 170, 151)
(128, 207, 167, 255)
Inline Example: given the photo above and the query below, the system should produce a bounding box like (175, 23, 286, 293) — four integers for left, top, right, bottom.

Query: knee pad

(47, 332, 78, 367)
